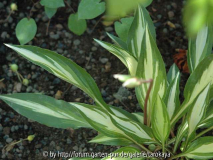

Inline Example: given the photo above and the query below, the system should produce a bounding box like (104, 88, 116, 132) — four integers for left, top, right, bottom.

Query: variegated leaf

(94, 40, 137, 75)
(171, 54, 213, 127)
(167, 63, 179, 84)
(173, 121, 188, 153)
(72, 103, 153, 144)
(89, 133, 133, 146)
(187, 84, 210, 140)
(135, 26, 167, 124)
(5, 44, 111, 113)
(152, 95, 170, 150)
(181, 137, 213, 159)
(165, 72, 180, 120)
(127, 5, 156, 60)
(188, 25, 213, 73)
(0, 93, 91, 129)
(107, 33, 128, 50)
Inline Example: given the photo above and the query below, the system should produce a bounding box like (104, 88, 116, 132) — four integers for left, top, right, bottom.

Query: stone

(6, 138, 13, 143)
(73, 39, 81, 46)
(99, 58, 108, 64)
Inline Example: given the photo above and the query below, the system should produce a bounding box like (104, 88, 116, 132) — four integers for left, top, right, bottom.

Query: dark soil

(0, 0, 189, 159)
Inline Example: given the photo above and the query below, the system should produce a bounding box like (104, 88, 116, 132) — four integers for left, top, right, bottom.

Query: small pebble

(168, 11, 174, 18)
(6, 138, 13, 143)
(73, 39, 81, 46)
(99, 58, 108, 64)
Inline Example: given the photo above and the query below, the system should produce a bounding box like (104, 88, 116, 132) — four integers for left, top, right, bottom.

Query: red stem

(144, 79, 153, 126)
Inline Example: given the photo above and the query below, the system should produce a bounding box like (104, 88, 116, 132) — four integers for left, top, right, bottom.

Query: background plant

(12, 0, 153, 45)
(1, 4, 213, 160)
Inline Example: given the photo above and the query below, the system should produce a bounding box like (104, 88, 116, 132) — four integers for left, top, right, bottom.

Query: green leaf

(167, 63, 179, 84)
(173, 122, 188, 153)
(115, 17, 134, 42)
(171, 54, 213, 127)
(15, 18, 37, 45)
(181, 137, 213, 159)
(44, 7, 57, 19)
(198, 101, 213, 128)
(40, 0, 65, 8)
(188, 25, 213, 73)
(106, 33, 128, 50)
(78, 0, 105, 19)
(94, 39, 137, 76)
(105, 0, 153, 21)
(165, 72, 180, 120)
(89, 133, 133, 146)
(102, 147, 144, 160)
(183, 0, 213, 36)
(0, 93, 90, 129)
(127, 5, 156, 59)
(135, 26, 167, 124)
(72, 103, 153, 144)
(152, 95, 170, 150)
(4, 44, 111, 113)
(187, 84, 210, 140)
(68, 13, 87, 35)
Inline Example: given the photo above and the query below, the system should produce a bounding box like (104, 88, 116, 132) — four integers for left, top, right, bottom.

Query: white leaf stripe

(72, 103, 153, 143)
(165, 72, 180, 119)
(188, 84, 210, 137)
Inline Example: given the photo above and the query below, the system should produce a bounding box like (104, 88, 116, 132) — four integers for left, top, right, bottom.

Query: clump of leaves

(1, 5, 213, 160)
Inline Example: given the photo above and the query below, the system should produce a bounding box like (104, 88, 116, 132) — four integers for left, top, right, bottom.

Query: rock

(73, 39, 81, 46)
(24, 125, 28, 130)
(42, 15, 48, 22)
(99, 57, 108, 64)
(91, 46, 97, 51)
(1, 32, 7, 39)
(53, 78, 60, 84)
(73, 146, 78, 151)
(31, 65, 36, 70)
(11, 126, 15, 132)
(26, 86, 33, 92)
(19, 12, 25, 18)
(3, 127, 10, 135)
(64, 32, 73, 39)
(168, 11, 174, 18)
(56, 24, 63, 30)
(35, 144, 42, 149)
(6, 138, 13, 143)
(67, 138, 72, 144)
(50, 33, 60, 40)
(8, 17, 13, 23)
(50, 141, 56, 147)
(57, 48, 63, 54)
(113, 87, 131, 101)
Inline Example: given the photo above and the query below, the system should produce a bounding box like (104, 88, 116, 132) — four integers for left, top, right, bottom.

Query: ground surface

(0, 0, 188, 159)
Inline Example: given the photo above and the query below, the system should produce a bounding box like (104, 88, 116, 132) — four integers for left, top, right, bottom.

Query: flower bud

(27, 135, 35, 141)
(10, 64, 18, 72)
(23, 79, 29, 86)
(10, 3, 18, 11)
(114, 74, 132, 82)
(122, 78, 141, 88)
(148, 144, 156, 151)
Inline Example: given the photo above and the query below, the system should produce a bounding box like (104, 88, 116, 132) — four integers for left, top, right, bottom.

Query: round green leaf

(40, 0, 65, 8)
(115, 17, 134, 42)
(45, 7, 57, 19)
(15, 18, 37, 45)
(68, 13, 87, 35)
(78, 0, 105, 19)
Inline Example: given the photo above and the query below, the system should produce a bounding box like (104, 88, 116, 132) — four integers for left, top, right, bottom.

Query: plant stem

(193, 126, 213, 140)
(144, 79, 153, 126)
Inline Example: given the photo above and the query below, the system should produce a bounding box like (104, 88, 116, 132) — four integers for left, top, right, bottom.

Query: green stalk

(193, 126, 213, 140)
